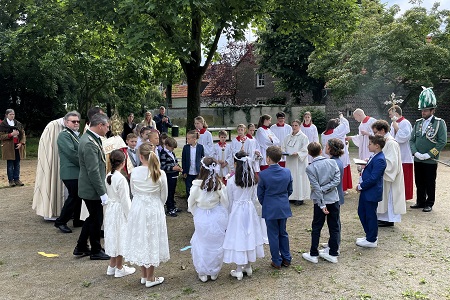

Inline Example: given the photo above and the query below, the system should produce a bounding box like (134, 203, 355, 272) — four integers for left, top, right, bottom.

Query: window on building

(256, 73, 265, 87)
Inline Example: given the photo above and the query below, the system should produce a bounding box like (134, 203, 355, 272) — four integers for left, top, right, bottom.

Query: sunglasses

(69, 120, 80, 124)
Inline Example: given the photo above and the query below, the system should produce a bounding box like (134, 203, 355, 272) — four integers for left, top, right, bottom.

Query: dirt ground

(1, 153, 450, 300)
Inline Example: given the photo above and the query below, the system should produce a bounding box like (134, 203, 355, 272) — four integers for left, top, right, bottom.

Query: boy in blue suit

(356, 135, 387, 248)
(182, 130, 205, 198)
(257, 146, 293, 269)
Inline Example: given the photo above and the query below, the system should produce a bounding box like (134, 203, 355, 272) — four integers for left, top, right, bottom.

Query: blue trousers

(310, 202, 340, 256)
(166, 174, 178, 211)
(7, 147, 21, 181)
(185, 174, 197, 198)
(265, 218, 291, 266)
(358, 199, 378, 243)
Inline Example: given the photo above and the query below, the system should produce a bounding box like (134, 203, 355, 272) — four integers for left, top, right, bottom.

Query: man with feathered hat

(409, 87, 447, 212)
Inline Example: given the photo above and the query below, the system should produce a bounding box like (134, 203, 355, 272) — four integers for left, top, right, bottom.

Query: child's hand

(183, 173, 187, 178)
(173, 165, 182, 172)
(322, 207, 329, 214)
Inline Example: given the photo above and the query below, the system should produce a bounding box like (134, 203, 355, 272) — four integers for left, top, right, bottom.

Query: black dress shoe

(90, 250, 110, 260)
(73, 220, 84, 228)
(422, 206, 432, 212)
(294, 200, 304, 206)
(73, 246, 91, 256)
(378, 221, 394, 227)
(410, 204, 425, 209)
(175, 207, 182, 213)
(54, 223, 72, 233)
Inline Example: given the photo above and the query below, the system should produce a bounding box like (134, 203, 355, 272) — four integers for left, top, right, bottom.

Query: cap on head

(418, 86, 437, 110)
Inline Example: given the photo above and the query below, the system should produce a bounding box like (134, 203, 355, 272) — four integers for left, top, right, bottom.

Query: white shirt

(189, 145, 197, 175)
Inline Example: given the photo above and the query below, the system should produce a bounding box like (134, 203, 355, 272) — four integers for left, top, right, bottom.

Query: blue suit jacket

(257, 164, 293, 220)
(359, 151, 386, 202)
(182, 143, 204, 175)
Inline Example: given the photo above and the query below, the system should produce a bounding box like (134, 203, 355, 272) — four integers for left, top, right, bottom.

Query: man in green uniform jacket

(74, 113, 110, 260)
(409, 87, 447, 212)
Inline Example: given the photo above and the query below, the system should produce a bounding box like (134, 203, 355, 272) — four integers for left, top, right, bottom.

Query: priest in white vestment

(32, 118, 65, 219)
(283, 120, 310, 205)
(389, 105, 414, 201)
(348, 108, 376, 160)
(372, 120, 406, 226)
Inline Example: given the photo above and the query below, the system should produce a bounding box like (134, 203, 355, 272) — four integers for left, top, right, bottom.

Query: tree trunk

(166, 83, 173, 108)
(185, 65, 202, 130)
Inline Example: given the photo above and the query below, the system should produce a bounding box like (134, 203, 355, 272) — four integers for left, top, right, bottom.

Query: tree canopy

(308, 0, 450, 116)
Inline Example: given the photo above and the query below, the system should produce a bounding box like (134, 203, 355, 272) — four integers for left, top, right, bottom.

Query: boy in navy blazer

(257, 146, 293, 269)
(356, 135, 387, 248)
(182, 130, 205, 198)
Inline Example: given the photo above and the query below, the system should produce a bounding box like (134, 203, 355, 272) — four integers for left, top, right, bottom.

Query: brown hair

(369, 135, 386, 149)
(107, 150, 125, 185)
(388, 105, 402, 116)
(266, 146, 282, 163)
(257, 114, 271, 128)
(126, 133, 137, 140)
(371, 120, 390, 134)
(198, 157, 222, 191)
(164, 136, 177, 148)
(307, 142, 322, 158)
(327, 138, 344, 157)
(139, 142, 161, 182)
(218, 130, 227, 137)
(159, 132, 169, 146)
(195, 116, 208, 128)
(234, 151, 257, 188)
(187, 130, 199, 139)
(292, 119, 301, 126)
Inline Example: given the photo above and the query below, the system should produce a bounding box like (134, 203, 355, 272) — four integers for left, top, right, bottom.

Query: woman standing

(122, 113, 136, 141)
(141, 111, 157, 130)
(0, 109, 26, 187)
(255, 115, 280, 171)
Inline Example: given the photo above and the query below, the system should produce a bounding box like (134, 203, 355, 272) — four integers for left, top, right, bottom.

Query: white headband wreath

(200, 157, 221, 196)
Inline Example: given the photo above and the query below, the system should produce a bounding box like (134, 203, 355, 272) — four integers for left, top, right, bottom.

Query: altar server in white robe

(270, 112, 292, 167)
(283, 120, 310, 206)
(300, 111, 319, 163)
(348, 108, 376, 160)
(321, 114, 352, 192)
(388, 105, 414, 201)
(372, 120, 406, 227)
(256, 114, 280, 171)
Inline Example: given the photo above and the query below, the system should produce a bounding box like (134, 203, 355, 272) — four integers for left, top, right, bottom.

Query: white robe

(212, 143, 233, 177)
(270, 124, 292, 161)
(255, 127, 280, 166)
(377, 135, 406, 222)
(390, 118, 413, 164)
(32, 118, 65, 219)
(351, 117, 376, 160)
(283, 131, 310, 200)
(198, 130, 214, 157)
(300, 123, 319, 163)
(321, 116, 351, 167)
(231, 136, 261, 173)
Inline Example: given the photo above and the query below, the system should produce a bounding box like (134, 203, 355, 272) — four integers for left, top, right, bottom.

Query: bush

(298, 107, 327, 133)
(266, 96, 287, 105)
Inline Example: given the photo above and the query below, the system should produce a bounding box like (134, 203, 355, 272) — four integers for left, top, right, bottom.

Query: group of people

(4, 85, 445, 288)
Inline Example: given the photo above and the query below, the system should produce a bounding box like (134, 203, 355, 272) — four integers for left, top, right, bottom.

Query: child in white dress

(213, 130, 233, 182)
(124, 142, 170, 288)
(188, 157, 229, 282)
(223, 151, 265, 280)
(104, 150, 136, 278)
(195, 116, 214, 157)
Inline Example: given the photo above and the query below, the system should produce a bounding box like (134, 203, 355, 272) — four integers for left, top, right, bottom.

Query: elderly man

(74, 113, 110, 260)
(348, 108, 376, 160)
(0, 109, 26, 187)
(154, 106, 173, 133)
(54, 111, 83, 233)
(410, 87, 447, 212)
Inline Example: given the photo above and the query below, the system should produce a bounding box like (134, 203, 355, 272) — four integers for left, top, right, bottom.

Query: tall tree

(72, 0, 359, 129)
(308, 1, 450, 116)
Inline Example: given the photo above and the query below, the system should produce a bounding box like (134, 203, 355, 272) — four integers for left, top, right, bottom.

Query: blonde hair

(139, 142, 161, 182)
(195, 116, 208, 128)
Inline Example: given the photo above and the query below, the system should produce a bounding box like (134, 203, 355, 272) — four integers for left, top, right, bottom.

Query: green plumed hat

(418, 86, 437, 110)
